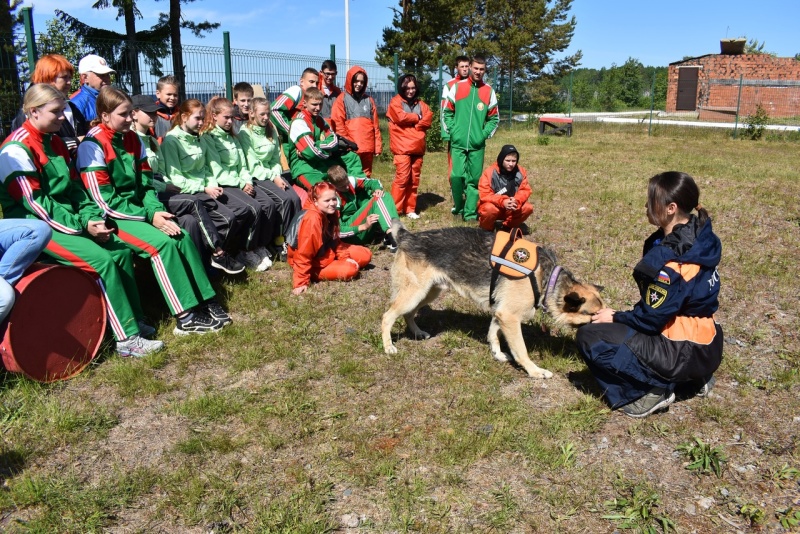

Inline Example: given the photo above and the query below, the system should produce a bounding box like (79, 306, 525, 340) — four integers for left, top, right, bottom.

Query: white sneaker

(406, 212, 420, 219)
(116, 335, 164, 357)
(255, 254, 273, 272)
(253, 246, 273, 271)
(236, 250, 262, 270)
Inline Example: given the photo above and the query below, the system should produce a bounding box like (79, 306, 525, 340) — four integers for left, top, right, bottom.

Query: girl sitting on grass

(576, 171, 722, 418)
(287, 181, 371, 295)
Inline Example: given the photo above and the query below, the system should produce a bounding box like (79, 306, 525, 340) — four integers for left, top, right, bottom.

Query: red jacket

(478, 163, 532, 209)
(287, 204, 355, 288)
(386, 94, 433, 156)
(330, 66, 382, 154)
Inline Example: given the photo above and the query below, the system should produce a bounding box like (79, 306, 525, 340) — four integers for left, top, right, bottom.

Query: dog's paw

(492, 351, 510, 362)
(528, 368, 554, 379)
(414, 330, 431, 340)
(384, 344, 398, 355)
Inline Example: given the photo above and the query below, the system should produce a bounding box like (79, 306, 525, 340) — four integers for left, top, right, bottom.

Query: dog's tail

(389, 218, 410, 246)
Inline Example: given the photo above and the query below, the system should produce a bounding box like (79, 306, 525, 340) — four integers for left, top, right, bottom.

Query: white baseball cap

(78, 54, 116, 75)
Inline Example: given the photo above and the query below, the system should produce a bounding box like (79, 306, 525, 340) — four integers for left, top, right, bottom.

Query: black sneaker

(383, 232, 398, 253)
(203, 300, 232, 326)
(173, 311, 224, 336)
(621, 388, 675, 418)
(210, 252, 246, 274)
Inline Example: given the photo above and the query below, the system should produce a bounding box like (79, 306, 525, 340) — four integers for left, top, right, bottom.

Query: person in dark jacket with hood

(576, 171, 723, 418)
(477, 144, 533, 231)
(330, 66, 382, 176)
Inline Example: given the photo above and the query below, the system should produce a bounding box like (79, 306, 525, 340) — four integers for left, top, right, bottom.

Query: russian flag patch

(657, 270, 670, 285)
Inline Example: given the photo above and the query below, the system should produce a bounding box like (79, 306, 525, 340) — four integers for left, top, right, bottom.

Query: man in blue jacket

(70, 55, 115, 123)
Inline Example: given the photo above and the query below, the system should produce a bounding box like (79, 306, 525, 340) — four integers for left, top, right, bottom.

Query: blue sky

(22, 0, 800, 69)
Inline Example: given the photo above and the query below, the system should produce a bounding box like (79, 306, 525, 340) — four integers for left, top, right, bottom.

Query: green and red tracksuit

(288, 109, 365, 192)
(443, 78, 499, 220)
(77, 124, 215, 316)
(335, 175, 398, 245)
(0, 121, 144, 341)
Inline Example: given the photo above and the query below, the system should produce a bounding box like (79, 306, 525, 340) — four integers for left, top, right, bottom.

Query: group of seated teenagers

(0, 52, 536, 359)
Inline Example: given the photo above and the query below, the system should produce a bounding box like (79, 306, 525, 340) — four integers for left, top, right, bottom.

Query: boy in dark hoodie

(477, 145, 533, 231)
(330, 65, 382, 176)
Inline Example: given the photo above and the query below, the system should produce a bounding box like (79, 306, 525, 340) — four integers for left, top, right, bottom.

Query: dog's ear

(593, 284, 604, 293)
(563, 291, 586, 311)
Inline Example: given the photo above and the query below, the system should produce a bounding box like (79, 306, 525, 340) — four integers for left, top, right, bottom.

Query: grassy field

(1, 123, 799, 533)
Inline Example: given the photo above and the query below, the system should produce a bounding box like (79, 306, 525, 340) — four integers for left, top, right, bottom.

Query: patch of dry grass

(1, 123, 798, 532)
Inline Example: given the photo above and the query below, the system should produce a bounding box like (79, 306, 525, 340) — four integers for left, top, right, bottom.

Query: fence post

(393, 53, 398, 84)
(223, 31, 233, 100)
(438, 58, 443, 97)
(330, 44, 335, 62)
(733, 74, 743, 139)
(22, 7, 37, 69)
(508, 68, 513, 129)
(568, 71, 573, 117)
(648, 73, 656, 137)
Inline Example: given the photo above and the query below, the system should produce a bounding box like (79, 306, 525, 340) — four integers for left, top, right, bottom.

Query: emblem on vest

(512, 247, 530, 263)
(477, 102, 485, 111)
(647, 284, 668, 309)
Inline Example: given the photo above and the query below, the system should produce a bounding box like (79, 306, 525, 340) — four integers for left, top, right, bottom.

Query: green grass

(1, 123, 799, 531)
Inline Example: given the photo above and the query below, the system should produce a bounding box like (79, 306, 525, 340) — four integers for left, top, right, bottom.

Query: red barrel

(0, 263, 107, 382)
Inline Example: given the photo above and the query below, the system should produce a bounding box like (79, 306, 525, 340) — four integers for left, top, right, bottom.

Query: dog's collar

(539, 266, 563, 312)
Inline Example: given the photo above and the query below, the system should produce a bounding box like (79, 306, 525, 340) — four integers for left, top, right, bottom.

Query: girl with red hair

(12, 54, 87, 155)
(287, 181, 371, 295)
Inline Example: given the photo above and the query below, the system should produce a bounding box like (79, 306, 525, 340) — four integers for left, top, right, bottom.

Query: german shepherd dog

(381, 221, 605, 378)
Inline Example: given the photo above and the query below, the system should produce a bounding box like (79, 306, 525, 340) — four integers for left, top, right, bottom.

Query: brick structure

(666, 54, 800, 120)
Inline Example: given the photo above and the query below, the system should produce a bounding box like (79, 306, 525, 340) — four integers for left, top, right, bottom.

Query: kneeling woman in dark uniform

(577, 171, 722, 418)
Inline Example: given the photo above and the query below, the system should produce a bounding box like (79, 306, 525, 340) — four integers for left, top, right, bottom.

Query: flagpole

(345, 0, 350, 71)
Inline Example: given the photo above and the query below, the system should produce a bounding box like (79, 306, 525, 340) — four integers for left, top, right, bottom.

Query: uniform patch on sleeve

(657, 270, 671, 285)
(647, 284, 668, 308)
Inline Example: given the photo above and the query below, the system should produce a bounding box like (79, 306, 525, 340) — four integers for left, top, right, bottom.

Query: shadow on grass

(402, 306, 582, 356)
(0, 447, 27, 482)
(416, 192, 446, 213)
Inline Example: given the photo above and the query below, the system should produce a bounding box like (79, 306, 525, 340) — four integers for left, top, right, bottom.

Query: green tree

(57, 2, 171, 94)
(743, 37, 775, 56)
(155, 0, 220, 101)
(376, 0, 470, 75)
(37, 18, 89, 94)
(0, 0, 23, 134)
(376, 0, 581, 111)
(617, 57, 643, 107)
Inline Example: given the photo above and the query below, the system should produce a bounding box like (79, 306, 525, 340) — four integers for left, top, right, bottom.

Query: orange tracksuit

(386, 90, 433, 215)
(330, 66, 382, 176)
(477, 161, 533, 231)
(287, 204, 371, 289)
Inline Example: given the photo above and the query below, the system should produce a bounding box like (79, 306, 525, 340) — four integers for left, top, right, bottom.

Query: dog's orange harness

(489, 228, 542, 306)
(490, 228, 539, 278)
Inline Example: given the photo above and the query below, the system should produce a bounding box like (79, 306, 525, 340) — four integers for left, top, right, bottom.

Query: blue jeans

(0, 219, 52, 323)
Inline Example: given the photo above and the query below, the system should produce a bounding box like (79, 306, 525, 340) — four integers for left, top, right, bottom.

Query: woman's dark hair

(647, 171, 709, 227)
(397, 74, 418, 98)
